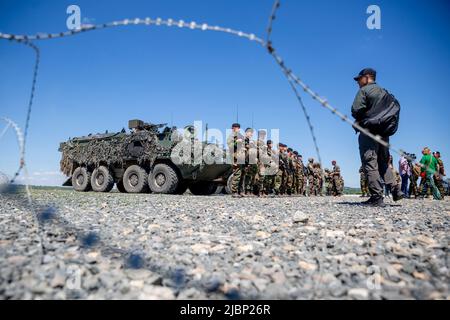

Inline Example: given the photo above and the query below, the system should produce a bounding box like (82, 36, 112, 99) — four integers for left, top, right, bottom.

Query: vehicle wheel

(175, 182, 188, 195)
(189, 181, 218, 196)
(91, 166, 114, 192)
(225, 173, 233, 195)
(116, 180, 127, 193)
(123, 165, 148, 193)
(149, 163, 179, 194)
(72, 167, 92, 192)
(214, 185, 224, 195)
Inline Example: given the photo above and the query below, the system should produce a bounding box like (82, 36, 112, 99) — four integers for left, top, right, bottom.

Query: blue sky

(1, 0, 449, 187)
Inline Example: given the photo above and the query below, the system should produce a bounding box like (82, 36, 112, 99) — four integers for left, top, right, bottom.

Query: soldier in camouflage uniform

(227, 123, 244, 197)
(433, 152, 446, 199)
(332, 160, 343, 196)
(281, 144, 290, 195)
(307, 158, 315, 196)
(291, 151, 298, 195)
(292, 151, 301, 195)
(339, 175, 345, 195)
(243, 128, 258, 196)
(296, 154, 305, 196)
(263, 140, 276, 195)
(324, 168, 333, 196)
(302, 164, 308, 196)
(255, 130, 267, 196)
(359, 166, 369, 197)
(313, 162, 323, 196)
(273, 143, 286, 195)
(285, 148, 295, 195)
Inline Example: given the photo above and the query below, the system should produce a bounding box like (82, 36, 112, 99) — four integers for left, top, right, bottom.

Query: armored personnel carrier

(59, 120, 231, 195)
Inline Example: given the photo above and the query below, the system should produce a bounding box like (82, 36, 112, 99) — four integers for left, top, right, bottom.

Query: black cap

(287, 148, 293, 152)
(245, 128, 254, 133)
(232, 123, 240, 128)
(267, 140, 273, 144)
(354, 68, 376, 81)
(293, 151, 298, 155)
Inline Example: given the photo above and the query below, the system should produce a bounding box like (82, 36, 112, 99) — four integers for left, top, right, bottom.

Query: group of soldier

(226, 123, 344, 197)
(359, 151, 446, 199)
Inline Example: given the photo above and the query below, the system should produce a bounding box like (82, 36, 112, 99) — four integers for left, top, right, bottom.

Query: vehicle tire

(214, 185, 224, 195)
(72, 167, 92, 192)
(123, 165, 148, 193)
(149, 163, 179, 194)
(91, 166, 114, 192)
(175, 182, 188, 195)
(189, 181, 218, 196)
(116, 180, 127, 193)
(225, 173, 233, 195)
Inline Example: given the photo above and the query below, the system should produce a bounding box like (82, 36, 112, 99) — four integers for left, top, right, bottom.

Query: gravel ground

(0, 188, 449, 300)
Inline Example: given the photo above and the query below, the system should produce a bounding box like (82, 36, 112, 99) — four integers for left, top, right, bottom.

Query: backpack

(360, 88, 401, 136)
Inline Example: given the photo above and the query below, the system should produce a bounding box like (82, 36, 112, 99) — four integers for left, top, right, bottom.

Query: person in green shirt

(419, 147, 441, 200)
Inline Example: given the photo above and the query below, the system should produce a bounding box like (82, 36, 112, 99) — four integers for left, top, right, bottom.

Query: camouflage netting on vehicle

(60, 131, 171, 176)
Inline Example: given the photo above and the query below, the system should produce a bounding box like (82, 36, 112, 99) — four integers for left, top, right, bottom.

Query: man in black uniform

(351, 68, 404, 207)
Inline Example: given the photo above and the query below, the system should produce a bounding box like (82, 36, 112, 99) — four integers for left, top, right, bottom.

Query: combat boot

(368, 196, 386, 207)
(392, 187, 404, 202)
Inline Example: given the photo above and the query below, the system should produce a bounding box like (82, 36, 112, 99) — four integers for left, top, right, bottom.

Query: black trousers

(358, 133, 397, 197)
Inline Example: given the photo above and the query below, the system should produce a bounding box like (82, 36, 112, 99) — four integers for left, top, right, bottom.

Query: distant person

(351, 68, 404, 207)
(227, 123, 244, 197)
(419, 147, 441, 200)
(399, 154, 411, 195)
(331, 160, 343, 196)
(359, 166, 369, 197)
(433, 151, 446, 200)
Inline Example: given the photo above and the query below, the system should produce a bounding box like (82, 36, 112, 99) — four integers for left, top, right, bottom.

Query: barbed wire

(0, 17, 264, 44)
(265, 0, 323, 170)
(266, 0, 281, 45)
(4, 40, 41, 184)
(0, 117, 32, 204)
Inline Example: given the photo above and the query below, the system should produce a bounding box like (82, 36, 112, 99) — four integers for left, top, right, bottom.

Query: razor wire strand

(1, 39, 40, 184)
(0, 117, 32, 204)
(265, 0, 324, 174)
(0, 17, 264, 45)
(266, 0, 281, 45)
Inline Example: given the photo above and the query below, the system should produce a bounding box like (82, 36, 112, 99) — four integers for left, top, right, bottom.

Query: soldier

(339, 175, 345, 195)
(302, 163, 308, 196)
(313, 163, 323, 196)
(227, 123, 244, 197)
(291, 151, 298, 195)
(274, 143, 287, 195)
(286, 148, 295, 195)
(263, 140, 276, 195)
(433, 151, 446, 199)
(331, 160, 343, 196)
(324, 168, 333, 196)
(307, 158, 315, 196)
(242, 128, 257, 196)
(255, 130, 267, 196)
(296, 154, 305, 196)
(359, 166, 369, 197)
(292, 151, 300, 195)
